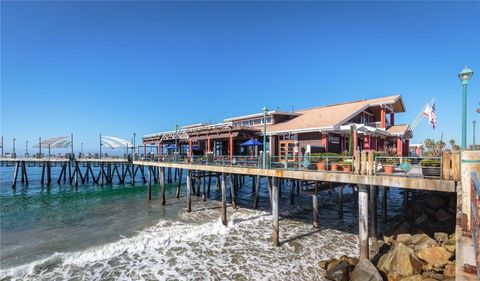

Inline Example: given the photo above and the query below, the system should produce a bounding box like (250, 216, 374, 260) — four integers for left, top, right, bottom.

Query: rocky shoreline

(319, 191, 456, 281)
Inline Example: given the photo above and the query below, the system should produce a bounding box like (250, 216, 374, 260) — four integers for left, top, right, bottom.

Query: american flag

(423, 101, 437, 129)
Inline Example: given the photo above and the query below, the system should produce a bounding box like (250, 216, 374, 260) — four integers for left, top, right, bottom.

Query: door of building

(279, 141, 295, 161)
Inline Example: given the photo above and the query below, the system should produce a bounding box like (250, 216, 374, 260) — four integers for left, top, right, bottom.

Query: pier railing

(471, 171, 480, 278)
(135, 153, 456, 180)
(375, 156, 443, 179)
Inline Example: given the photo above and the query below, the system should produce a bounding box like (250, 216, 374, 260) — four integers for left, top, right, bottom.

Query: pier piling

(312, 194, 320, 228)
(221, 173, 227, 226)
(370, 185, 377, 240)
(160, 167, 165, 205)
(358, 185, 369, 258)
(272, 177, 279, 246)
(186, 170, 192, 212)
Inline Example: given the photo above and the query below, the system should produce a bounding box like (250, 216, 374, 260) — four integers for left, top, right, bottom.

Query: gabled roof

(386, 124, 409, 135)
(267, 95, 404, 134)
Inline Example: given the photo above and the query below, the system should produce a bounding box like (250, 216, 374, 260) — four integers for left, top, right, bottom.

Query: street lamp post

(458, 66, 474, 149)
(81, 142, 84, 157)
(25, 140, 28, 157)
(473, 120, 477, 149)
(262, 107, 268, 169)
(99, 133, 102, 159)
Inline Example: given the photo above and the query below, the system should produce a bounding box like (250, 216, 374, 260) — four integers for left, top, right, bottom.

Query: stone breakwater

(319, 191, 457, 281)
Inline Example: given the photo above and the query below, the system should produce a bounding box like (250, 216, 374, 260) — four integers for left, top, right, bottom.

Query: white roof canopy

(101, 136, 133, 149)
(33, 136, 71, 149)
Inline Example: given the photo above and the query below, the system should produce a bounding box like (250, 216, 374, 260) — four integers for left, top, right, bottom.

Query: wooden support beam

(221, 173, 227, 226)
(207, 171, 211, 197)
(229, 173, 237, 209)
(290, 180, 295, 205)
(47, 162, 51, 186)
(160, 167, 165, 205)
(358, 184, 369, 259)
(267, 176, 273, 206)
(370, 185, 377, 240)
(12, 161, 19, 188)
(41, 163, 45, 185)
(272, 177, 280, 246)
(312, 193, 320, 228)
(186, 170, 192, 212)
(338, 185, 343, 218)
(361, 150, 367, 175)
(176, 169, 182, 198)
(147, 167, 152, 200)
(253, 175, 260, 209)
(22, 162, 29, 186)
(442, 151, 451, 180)
(201, 171, 206, 202)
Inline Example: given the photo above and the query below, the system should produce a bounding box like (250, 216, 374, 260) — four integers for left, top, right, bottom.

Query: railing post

(361, 150, 367, 175)
(442, 151, 451, 180)
(367, 150, 374, 175)
(354, 151, 361, 174)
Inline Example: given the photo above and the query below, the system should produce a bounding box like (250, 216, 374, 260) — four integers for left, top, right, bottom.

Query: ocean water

(0, 165, 405, 280)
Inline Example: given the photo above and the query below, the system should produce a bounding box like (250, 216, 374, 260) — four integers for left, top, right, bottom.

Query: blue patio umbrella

(240, 139, 263, 147)
(165, 144, 177, 150)
(192, 145, 201, 151)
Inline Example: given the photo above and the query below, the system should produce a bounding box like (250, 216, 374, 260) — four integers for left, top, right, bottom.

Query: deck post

(370, 185, 377, 240)
(221, 173, 227, 226)
(147, 166, 152, 200)
(47, 161, 51, 186)
(229, 173, 237, 209)
(22, 161, 29, 186)
(358, 184, 369, 259)
(176, 169, 182, 198)
(312, 193, 320, 228)
(186, 170, 192, 212)
(272, 177, 280, 246)
(196, 173, 201, 196)
(267, 176, 273, 206)
(382, 186, 388, 223)
(41, 163, 45, 185)
(253, 175, 260, 209)
(12, 161, 19, 188)
(201, 171, 206, 202)
(338, 185, 343, 218)
(160, 167, 165, 205)
(290, 180, 295, 205)
(207, 171, 211, 196)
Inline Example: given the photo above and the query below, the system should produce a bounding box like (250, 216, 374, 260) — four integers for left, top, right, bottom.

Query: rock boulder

(349, 258, 382, 281)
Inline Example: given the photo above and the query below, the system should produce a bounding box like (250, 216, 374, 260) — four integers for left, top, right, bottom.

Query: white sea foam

(1, 205, 358, 281)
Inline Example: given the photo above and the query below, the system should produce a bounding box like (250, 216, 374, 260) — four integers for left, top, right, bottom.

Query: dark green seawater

(0, 165, 405, 280)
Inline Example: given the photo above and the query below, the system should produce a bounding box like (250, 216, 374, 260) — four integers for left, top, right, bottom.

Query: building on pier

(142, 95, 410, 158)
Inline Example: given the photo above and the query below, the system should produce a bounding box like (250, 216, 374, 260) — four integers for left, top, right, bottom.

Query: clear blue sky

(1, 1, 479, 154)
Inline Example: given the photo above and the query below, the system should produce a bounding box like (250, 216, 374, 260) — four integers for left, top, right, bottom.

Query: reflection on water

(0, 166, 405, 280)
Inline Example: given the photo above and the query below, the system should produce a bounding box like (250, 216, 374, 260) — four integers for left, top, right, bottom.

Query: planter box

(421, 166, 441, 178)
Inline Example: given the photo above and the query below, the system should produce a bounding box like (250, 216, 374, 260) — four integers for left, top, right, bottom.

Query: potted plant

(420, 138, 445, 178)
(383, 157, 396, 174)
(339, 160, 353, 172)
(330, 157, 341, 171)
(420, 159, 441, 177)
(381, 147, 397, 174)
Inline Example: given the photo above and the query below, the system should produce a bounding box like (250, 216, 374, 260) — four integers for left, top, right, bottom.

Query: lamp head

(459, 66, 474, 85)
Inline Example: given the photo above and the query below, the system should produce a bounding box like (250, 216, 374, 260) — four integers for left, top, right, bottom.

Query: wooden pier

(0, 151, 468, 262)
